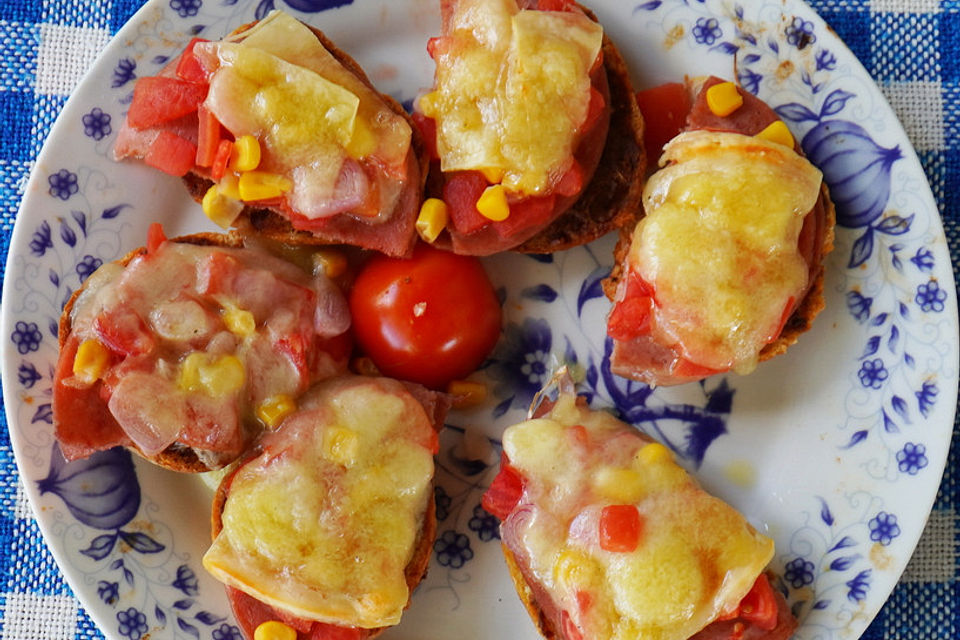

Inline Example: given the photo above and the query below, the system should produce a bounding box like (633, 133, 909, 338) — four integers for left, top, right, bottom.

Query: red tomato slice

(127, 76, 207, 129)
(175, 37, 211, 83)
(146, 222, 167, 255)
(598, 504, 643, 553)
(635, 82, 692, 161)
(211, 139, 234, 181)
(411, 111, 439, 161)
(443, 171, 489, 235)
(93, 308, 155, 358)
(538, 0, 577, 11)
(144, 131, 198, 177)
(606, 271, 655, 341)
(195, 105, 221, 168)
(482, 457, 524, 521)
(737, 574, 779, 631)
(560, 610, 584, 640)
(492, 193, 556, 240)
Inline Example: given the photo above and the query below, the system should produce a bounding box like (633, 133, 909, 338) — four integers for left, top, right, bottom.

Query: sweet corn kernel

(230, 135, 261, 172)
(635, 441, 673, 467)
(416, 198, 449, 243)
(257, 394, 297, 429)
(218, 171, 242, 200)
(476, 184, 510, 221)
(254, 620, 296, 640)
(706, 81, 744, 117)
(553, 549, 601, 591)
(756, 120, 795, 148)
(447, 379, 487, 409)
(178, 352, 206, 392)
(202, 184, 244, 229)
(480, 167, 505, 184)
(179, 353, 245, 396)
(222, 304, 256, 338)
(72, 339, 110, 385)
(313, 249, 348, 279)
(346, 117, 377, 159)
(238, 171, 293, 202)
(592, 466, 646, 503)
(323, 425, 359, 467)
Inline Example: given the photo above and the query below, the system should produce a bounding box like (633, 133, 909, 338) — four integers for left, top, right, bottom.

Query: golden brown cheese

(418, 0, 602, 195)
(202, 377, 436, 628)
(628, 130, 823, 374)
(502, 392, 773, 640)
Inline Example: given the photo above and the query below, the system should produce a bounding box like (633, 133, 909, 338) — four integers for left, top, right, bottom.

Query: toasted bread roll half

(205, 375, 448, 640)
(52, 225, 352, 472)
(114, 10, 427, 258)
(412, 0, 645, 255)
(604, 77, 835, 386)
(483, 381, 798, 640)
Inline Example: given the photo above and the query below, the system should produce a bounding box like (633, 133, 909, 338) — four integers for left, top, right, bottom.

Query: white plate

(2, 1, 957, 639)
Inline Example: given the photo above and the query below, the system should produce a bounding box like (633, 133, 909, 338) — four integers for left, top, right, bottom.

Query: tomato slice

(211, 139, 234, 181)
(195, 105, 222, 168)
(635, 82, 693, 161)
(175, 37, 211, 83)
(127, 76, 208, 129)
(492, 193, 556, 240)
(411, 111, 439, 161)
(538, 0, 577, 11)
(146, 222, 167, 255)
(736, 574, 779, 631)
(606, 271, 656, 341)
(93, 308, 155, 358)
(559, 610, 584, 640)
(482, 458, 524, 521)
(144, 131, 198, 177)
(443, 171, 489, 234)
(598, 504, 643, 553)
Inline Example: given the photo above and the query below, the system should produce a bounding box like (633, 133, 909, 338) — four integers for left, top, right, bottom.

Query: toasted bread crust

(57, 232, 247, 473)
(182, 22, 428, 258)
(502, 543, 559, 640)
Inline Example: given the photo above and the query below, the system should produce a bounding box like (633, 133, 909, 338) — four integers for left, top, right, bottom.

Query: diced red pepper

(736, 574, 779, 631)
(598, 504, 643, 553)
(211, 139, 234, 181)
(93, 308, 156, 358)
(567, 424, 590, 450)
(146, 222, 167, 255)
(482, 456, 524, 521)
(444, 171, 489, 235)
(175, 37, 211, 83)
(411, 111, 439, 161)
(144, 131, 198, 177)
(554, 159, 584, 198)
(195, 105, 222, 168)
(575, 590, 592, 615)
(635, 82, 693, 160)
(127, 76, 208, 129)
(492, 193, 555, 240)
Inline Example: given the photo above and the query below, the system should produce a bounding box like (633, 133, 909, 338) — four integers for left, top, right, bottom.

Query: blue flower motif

(896, 442, 928, 475)
(170, 0, 202, 17)
(916, 381, 938, 418)
(846, 569, 871, 602)
(738, 68, 762, 95)
(76, 255, 103, 282)
(212, 624, 245, 640)
(98, 580, 119, 605)
(435, 486, 452, 521)
(915, 279, 947, 313)
(857, 358, 888, 390)
(30, 221, 54, 256)
(11, 321, 42, 354)
(846, 291, 872, 323)
(48, 169, 79, 201)
(172, 564, 199, 596)
(82, 108, 112, 140)
(691, 17, 721, 45)
(433, 530, 474, 568)
(910, 247, 935, 272)
(783, 557, 815, 588)
(488, 318, 552, 412)
(815, 48, 837, 71)
(283, 0, 355, 11)
(117, 608, 148, 640)
(112, 58, 136, 88)
(467, 505, 500, 542)
(868, 511, 901, 546)
(18, 363, 42, 388)
(784, 16, 815, 49)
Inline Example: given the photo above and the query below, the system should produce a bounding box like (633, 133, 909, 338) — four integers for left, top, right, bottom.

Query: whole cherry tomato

(348, 243, 501, 390)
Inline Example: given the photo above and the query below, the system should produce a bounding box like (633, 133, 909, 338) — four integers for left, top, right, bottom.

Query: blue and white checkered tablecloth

(0, 0, 956, 638)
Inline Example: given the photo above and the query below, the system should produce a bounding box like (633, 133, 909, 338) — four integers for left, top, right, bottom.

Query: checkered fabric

(0, 0, 956, 638)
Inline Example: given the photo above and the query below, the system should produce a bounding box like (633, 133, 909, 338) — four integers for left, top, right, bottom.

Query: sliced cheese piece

(501, 391, 773, 640)
(630, 130, 823, 374)
(203, 377, 436, 629)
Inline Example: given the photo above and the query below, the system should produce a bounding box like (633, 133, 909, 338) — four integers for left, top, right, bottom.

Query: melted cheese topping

(629, 130, 823, 373)
(202, 377, 436, 629)
(419, 0, 602, 195)
(502, 392, 773, 640)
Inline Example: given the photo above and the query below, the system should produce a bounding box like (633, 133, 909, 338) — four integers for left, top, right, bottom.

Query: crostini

(114, 10, 426, 258)
(605, 77, 835, 386)
(52, 226, 352, 472)
(483, 381, 797, 640)
(204, 375, 448, 640)
(412, 0, 645, 255)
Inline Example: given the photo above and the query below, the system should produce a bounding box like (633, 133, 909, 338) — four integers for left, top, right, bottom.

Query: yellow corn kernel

(416, 91, 439, 116)
(313, 249, 348, 279)
(72, 339, 110, 385)
(476, 184, 510, 222)
(553, 549, 602, 591)
(447, 379, 487, 409)
(323, 425, 359, 466)
(416, 198, 449, 243)
(178, 352, 206, 392)
(257, 394, 297, 429)
(218, 171, 242, 200)
(238, 171, 293, 202)
(756, 120, 795, 148)
(179, 353, 245, 396)
(202, 184, 244, 229)
(222, 304, 256, 338)
(706, 81, 744, 117)
(480, 167, 505, 184)
(592, 466, 646, 503)
(345, 117, 377, 159)
(634, 441, 673, 467)
(254, 620, 297, 640)
(230, 135, 261, 172)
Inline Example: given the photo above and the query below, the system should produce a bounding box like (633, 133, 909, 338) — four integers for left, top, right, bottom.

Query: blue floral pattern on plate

(0, 1, 956, 640)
